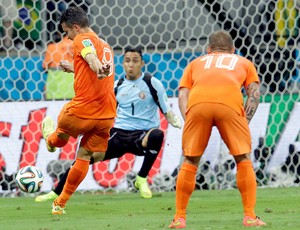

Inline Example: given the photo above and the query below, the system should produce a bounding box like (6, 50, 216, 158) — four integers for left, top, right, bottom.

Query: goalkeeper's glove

(166, 111, 182, 129)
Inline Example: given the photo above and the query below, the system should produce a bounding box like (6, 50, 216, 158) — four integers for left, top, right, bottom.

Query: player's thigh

(215, 105, 251, 155)
(80, 118, 115, 152)
(182, 104, 213, 157)
(56, 104, 83, 137)
(126, 130, 147, 156)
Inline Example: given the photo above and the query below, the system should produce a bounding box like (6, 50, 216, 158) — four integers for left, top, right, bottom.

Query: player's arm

(83, 53, 110, 79)
(60, 60, 74, 73)
(244, 82, 260, 124)
(152, 78, 182, 129)
(178, 87, 190, 121)
(165, 110, 182, 129)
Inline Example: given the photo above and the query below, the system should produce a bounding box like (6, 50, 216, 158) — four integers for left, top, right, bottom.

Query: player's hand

(166, 111, 182, 129)
(97, 64, 110, 80)
(171, 114, 182, 129)
(60, 60, 74, 73)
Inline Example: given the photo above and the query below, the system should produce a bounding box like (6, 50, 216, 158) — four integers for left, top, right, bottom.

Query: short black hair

(124, 46, 143, 59)
(60, 6, 89, 28)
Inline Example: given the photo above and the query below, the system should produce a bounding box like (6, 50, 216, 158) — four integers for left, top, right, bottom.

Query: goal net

(1, 0, 300, 196)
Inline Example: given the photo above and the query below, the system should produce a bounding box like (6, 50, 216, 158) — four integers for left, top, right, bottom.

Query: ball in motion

(15, 166, 44, 193)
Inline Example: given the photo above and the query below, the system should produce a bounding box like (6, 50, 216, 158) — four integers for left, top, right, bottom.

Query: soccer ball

(15, 166, 44, 193)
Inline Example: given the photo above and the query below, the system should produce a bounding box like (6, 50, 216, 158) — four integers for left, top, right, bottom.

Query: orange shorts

(56, 104, 114, 152)
(182, 103, 251, 157)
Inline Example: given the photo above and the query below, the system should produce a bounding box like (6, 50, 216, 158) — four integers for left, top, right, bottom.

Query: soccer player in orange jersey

(169, 30, 266, 228)
(41, 6, 116, 215)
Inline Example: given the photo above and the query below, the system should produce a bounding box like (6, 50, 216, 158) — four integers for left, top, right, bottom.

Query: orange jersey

(179, 52, 259, 115)
(43, 36, 74, 69)
(66, 32, 116, 119)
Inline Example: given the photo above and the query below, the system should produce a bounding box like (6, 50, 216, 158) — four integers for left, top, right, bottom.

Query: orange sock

(56, 158, 90, 206)
(174, 162, 197, 220)
(236, 160, 257, 218)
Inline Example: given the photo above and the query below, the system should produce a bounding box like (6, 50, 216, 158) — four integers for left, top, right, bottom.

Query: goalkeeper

(36, 46, 181, 202)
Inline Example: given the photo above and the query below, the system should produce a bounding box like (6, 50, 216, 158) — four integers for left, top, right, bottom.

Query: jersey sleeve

(151, 77, 171, 114)
(73, 34, 97, 58)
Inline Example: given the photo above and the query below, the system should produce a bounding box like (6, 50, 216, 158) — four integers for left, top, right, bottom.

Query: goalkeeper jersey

(114, 72, 171, 130)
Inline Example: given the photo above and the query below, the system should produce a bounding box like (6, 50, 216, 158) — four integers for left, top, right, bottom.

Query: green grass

(0, 187, 299, 230)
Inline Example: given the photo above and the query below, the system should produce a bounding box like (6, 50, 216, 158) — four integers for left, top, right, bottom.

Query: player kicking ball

(37, 46, 181, 203)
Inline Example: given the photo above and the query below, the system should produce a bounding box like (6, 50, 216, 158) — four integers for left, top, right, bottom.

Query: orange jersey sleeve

(66, 32, 116, 119)
(179, 53, 259, 115)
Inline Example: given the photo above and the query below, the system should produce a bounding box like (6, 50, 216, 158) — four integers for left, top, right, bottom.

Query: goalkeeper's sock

(57, 158, 89, 206)
(138, 150, 158, 178)
(174, 162, 197, 220)
(54, 167, 70, 195)
(236, 160, 256, 218)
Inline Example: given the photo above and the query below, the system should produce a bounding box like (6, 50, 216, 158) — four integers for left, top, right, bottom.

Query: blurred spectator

(43, 34, 74, 100)
(0, 0, 18, 50)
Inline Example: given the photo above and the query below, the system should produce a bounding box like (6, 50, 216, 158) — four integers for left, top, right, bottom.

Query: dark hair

(208, 30, 234, 52)
(59, 6, 89, 28)
(124, 46, 143, 59)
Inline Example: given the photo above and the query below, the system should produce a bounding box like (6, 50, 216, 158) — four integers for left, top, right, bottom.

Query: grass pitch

(0, 187, 299, 230)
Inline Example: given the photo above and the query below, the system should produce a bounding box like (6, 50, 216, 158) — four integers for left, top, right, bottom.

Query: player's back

(181, 52, 259, 115)
(67, 32, 116, 119)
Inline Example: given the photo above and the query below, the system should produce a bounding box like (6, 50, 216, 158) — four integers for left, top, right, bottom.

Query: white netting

(1, 0, 300, 196)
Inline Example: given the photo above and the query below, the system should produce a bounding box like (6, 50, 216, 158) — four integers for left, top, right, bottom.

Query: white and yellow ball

(15, 166, 44, 193)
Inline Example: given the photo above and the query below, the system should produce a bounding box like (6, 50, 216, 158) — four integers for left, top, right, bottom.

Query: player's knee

(49, 133, 68, 147)
(147, 129, 164, 153)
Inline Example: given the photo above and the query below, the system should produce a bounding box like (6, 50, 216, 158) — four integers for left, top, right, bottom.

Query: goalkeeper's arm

(165, 111, 182, 129)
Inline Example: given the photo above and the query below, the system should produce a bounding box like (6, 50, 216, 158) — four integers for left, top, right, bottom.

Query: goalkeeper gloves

(166, 111, 182, 129)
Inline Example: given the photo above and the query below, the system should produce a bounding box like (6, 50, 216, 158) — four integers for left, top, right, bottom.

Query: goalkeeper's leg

(134, 129, 164, 198)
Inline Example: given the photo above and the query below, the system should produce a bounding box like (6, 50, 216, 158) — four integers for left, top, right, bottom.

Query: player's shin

(174, 162, 197, 220)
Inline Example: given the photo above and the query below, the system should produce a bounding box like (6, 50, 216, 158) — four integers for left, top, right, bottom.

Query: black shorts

(103, 127, 149, 160)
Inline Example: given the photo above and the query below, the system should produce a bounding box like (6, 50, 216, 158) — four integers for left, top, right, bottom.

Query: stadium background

(0, 0, 300, 195)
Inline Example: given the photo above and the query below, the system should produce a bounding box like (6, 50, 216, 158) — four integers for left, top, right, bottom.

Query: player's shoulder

(145, 74, 166, 91)
(73, 34, 85, 46)
(114, 77, 124, 85)
(73, 33, 94, 44)
(144, 73, 160, 84)
(235, 54, 255, 66)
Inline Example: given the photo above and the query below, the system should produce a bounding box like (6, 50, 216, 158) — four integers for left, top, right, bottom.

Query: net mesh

(1, 0, 300, 196)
